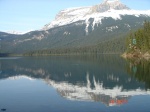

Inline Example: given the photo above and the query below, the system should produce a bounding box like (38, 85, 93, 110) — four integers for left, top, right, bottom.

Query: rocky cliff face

(43, 0, 149, 31)
(1, 0, 150, 54)
(90, 0, 129, 13)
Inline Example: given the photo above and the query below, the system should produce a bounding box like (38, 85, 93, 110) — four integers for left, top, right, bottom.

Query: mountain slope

(1, 0, 150, 54)
(43, 0, 149, 31)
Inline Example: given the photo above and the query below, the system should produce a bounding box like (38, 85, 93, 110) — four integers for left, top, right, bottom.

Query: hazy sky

(0, 0, 150, 33)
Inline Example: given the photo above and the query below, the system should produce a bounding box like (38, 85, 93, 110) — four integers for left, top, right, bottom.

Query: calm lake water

(0, 55, 150, 112)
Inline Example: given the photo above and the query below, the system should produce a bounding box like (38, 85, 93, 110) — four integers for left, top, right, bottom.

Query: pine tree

(126, 20, 150, 53)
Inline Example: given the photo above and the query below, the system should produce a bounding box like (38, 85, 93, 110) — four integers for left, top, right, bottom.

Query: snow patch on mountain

(15, 33, 45, 44)
(63, 31, 70, 35)
(85, 19, 90, 35)
(42, 0, 150, 35)
(7, 31, 24, 35)
(43, 9, 150, 30)
(106, 26, 118, 32)
(7, 30, 33, 35)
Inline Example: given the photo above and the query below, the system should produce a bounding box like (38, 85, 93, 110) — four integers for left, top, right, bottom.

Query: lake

(0, 55, 150, 112)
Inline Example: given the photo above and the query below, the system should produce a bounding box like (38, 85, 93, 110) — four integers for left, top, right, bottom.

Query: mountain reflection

(0, 55, 150, 106)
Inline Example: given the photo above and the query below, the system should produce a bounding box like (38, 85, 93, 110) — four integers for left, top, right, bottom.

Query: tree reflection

(1, 56, 150, 106)
(126, 58, 150, 89)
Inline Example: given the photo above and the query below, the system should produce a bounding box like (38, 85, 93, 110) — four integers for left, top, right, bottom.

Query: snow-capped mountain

(6, 31, 24, 35)
(90, 0, 130, 12)
(6, 30, 34, 35)
(43, 0, 150, 33)
(1, 0, 150, 54)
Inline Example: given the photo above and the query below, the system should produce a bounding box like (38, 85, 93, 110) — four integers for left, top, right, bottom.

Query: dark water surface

(0, 55, 150, 112)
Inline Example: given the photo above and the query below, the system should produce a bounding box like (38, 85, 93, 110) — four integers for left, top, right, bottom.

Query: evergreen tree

(126, 21, 150, 53)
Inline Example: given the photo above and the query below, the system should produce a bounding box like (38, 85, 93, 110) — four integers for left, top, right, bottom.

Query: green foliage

(126, 21, 150, 53)
(1, 15, 150, 55)
(23, 36, 126, 56)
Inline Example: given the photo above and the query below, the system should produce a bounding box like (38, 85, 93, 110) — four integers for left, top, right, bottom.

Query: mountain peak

(42, 0, 150, 30)
(90, 0, 130, 13)
(104, 0, 120, 3)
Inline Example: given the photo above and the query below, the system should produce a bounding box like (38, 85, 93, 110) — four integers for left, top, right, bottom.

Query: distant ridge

(0, 1, 150, 54)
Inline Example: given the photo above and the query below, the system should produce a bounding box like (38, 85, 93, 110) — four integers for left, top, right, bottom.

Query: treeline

(23, 37, 126, 56)
(126, 21, 150, 53)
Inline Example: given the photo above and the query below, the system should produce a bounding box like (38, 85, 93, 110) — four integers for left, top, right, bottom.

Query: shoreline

(122, 52, 150, 60)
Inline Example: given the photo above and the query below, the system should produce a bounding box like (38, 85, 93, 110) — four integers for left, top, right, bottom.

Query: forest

(126, 21, 150, 54)
(23, 36, 126, 56)
(23, 21, 150, 56)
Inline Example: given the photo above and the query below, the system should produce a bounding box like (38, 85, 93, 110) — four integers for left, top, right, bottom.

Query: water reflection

(126, 58, 150, 89)
(0, 55, 150, 107)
